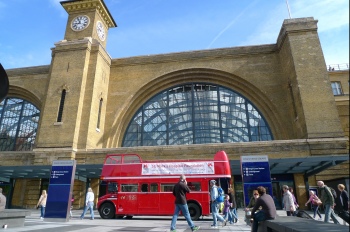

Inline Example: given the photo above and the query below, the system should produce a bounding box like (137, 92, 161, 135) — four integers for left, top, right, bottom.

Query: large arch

(106, 68, 287, 148)
(7, 85, 42, 109)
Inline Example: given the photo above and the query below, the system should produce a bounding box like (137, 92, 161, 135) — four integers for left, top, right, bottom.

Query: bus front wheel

(99, 202, 115, 219)
(188, 203, 201, 221)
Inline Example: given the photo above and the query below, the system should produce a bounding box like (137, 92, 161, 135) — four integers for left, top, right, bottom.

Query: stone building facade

(0, 0, 348, 210)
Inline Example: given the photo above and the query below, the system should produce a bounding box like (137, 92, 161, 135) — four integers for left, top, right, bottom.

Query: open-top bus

(97, 150, 231, 220)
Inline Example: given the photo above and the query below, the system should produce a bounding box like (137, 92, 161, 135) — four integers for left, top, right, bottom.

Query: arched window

(123, 83, 272, 147)
(0, 97, 40, 151)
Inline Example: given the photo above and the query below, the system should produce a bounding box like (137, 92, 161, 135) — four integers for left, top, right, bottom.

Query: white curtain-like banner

(141, 162, 215, 175)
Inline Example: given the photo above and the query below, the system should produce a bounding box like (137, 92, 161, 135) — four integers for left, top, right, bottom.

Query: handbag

(311, 195, 321, 205)
(312, 198, 322, 205)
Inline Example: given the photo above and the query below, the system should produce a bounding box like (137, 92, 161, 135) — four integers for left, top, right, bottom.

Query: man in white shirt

(80, 187, 95, 220)
(0, 188, 6, 211)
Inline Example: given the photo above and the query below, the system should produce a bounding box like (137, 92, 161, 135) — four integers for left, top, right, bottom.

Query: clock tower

(61, 0, 116, 47)
(35, 0, 116, 158)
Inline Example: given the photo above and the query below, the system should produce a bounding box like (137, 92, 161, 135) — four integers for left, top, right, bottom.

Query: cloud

(207, 0, 260, 49)
(239, 2, 287, 46)
(292, 0, 349, 32)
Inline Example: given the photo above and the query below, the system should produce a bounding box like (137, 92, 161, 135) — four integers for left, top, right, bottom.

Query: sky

(0, 0, 348, 69)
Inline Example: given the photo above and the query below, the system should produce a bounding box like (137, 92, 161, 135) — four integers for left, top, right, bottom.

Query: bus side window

(161, 183, 174, 192)
(187, 182, 201, 191)
(121, 184, 138, 192)
(108, 182, 118, 193)
(150, 183, 158, 192)
(141, 183, 148, 192)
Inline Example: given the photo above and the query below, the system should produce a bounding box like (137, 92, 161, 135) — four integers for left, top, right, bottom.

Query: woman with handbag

(305, 190, 322, 220)
(36, 190, 47, 219)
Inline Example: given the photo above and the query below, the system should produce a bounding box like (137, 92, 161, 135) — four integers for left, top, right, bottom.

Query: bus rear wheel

(99, 202, 115, 219)
(188, 203, 201, 221)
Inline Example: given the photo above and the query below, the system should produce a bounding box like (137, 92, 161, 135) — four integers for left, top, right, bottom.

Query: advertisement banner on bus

(141, 162, 215, 175)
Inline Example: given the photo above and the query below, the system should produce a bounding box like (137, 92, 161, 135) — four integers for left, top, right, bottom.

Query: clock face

(71, 15, 90, 31)
(96, 21, 106, 41)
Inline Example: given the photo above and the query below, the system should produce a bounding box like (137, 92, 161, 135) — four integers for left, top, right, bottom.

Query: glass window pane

(0, 98, 40, 151)
(121, 184, 138, 192)
(150, 183, 158, 192)
(160, 183, 174, 192)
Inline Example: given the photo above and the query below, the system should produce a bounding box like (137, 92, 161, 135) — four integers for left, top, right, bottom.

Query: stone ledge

(0, 209, 31, 228)
(262, 216, 348, 232)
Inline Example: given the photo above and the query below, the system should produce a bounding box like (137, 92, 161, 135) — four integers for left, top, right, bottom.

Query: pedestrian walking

(222, 194, 231, 222)
(70, 193, 75, 218)
(170, 174, 200, 232)
(80, 187, 95, 220)
(289, 187, 299, 215)
(0, 188, 6, 211)
(305, 190, 322, 220)
(209, 180, 227, 228)
(36, 190, 47, 219)
(337, 184, 349, 225)
(282, 185, 296, 216)
(317, 181, 339, 224)
(228, 187, 238, 224)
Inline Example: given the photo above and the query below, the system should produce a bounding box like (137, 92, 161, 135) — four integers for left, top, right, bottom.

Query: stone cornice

(61, 0, 116, 28)
(76, 137, 349, 155)
(6, 65, 50, 76)
(277, 17, 318, 50)
(111, 44, 277, 67)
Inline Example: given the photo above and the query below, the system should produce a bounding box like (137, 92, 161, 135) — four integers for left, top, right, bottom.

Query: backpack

(328, 187, 337, 200)
(216, 187, 224, 203)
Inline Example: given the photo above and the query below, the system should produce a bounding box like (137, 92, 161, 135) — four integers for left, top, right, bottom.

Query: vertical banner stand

(44, 160, 76, 222)
(240, 155, 273, 207)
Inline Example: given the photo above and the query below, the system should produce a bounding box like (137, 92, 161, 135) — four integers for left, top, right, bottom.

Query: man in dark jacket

(317, 181, 340, 224)
(251, 186, 276, 232)
(170, 174, 200, 232)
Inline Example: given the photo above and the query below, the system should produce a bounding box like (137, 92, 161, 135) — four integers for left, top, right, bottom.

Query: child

(70, 194, 75, 218)
(222, 194, 231, 222)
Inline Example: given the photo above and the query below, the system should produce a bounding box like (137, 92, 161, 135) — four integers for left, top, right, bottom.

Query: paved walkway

(2, 209, 348, 231)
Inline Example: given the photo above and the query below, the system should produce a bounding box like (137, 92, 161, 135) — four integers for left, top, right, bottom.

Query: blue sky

(0, 0, 348, 69)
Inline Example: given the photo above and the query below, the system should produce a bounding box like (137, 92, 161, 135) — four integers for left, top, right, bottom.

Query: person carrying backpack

(317, 181, 340, 224)
(209, 180, 227, 228)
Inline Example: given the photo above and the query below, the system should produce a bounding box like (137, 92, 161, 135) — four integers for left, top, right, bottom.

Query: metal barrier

(327, 63, 349, 71)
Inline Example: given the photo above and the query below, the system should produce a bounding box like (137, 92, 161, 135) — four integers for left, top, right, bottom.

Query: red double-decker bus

(97, 150, 231, 220)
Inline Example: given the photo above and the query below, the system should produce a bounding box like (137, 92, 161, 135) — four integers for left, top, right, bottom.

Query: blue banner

(240, 156, 272, 207)
(45, 160, 76, 221)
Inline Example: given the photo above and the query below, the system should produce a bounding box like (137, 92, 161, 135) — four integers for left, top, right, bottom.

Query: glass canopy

(123, 83, 272, 147)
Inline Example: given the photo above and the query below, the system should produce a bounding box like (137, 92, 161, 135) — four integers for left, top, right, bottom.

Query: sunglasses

(253, 194, 259, 195)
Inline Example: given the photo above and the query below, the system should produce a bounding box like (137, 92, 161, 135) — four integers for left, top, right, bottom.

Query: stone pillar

(90, 178, 100, 205)
(277, 17, 344, 139)
(293, 173, 307, 209)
